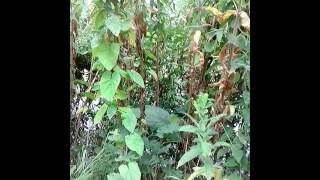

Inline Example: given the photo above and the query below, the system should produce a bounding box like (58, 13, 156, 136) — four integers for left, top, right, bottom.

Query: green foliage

(92, 43, 120, 71)
(125, 133, 144, 156)
(71, 0, 250, 179)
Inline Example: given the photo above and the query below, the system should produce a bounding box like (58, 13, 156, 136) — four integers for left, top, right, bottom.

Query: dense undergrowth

(70, 0, 250, 179)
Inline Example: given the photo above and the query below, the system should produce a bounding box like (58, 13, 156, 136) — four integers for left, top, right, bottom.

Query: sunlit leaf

(125, 133, 144, 156)
(127, 70, 145, 88)
(92, 42, 120, 71)
(177, 145, 201, 168)
(94, 103, 108, 124)
(100, 71, 121, 101)
(119, 107, 137, 133)
(118, 162, 141, 180)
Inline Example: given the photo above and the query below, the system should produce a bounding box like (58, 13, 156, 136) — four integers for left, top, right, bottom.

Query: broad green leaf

(204, 42, 215, 52)
(94, 10, 106, 29)
(121, 19, 131, 31)
(106, 15, 121, 36)
(94, 103, 108, 124)
(118, 162, 141, 180)
(147, 69, 158, 81)
(132, 105, 170, 128)
(92, 42, 120, 71)
(178, 125, 197, 133)
(156, 123, 180, 138)
(114, 65, 129, 78)
(107, 173, 123, 180)
(116, 90, 127, 100)
(107, 102, 117, 119)
(230, 144, 243, 163)
(119, 107, 137, 133)
(125, 133, 144, 156)
(100, 71, 121, 101)
(225, 157, 239, 168)
(127, 70, 145, 88)
(177, 145, 201, 168)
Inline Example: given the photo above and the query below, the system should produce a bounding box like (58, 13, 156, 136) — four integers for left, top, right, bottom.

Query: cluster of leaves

(70, 0, 250, 180)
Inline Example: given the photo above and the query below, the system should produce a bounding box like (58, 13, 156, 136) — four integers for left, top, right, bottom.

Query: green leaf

(132, 105, 170, 128)
(107, 102, 117, 119)
(92, 42, 120, 71)
(147, 69, 158, 81)
(204, 42, 215, 52)
(227, 33, 238, 46)
(94, 103, 108, 124)
(200, 141, 212, 157)
(227, 173, 241, 180)
(156, 123, 180, 138)
(145, 50, 156, 60)
(116, 90, 127, 100)
(118, 162, 141, 180)
(230, 144, 243, 163)
(125, 133, 144, 156)
(100, 71, 121, 101)
(119, 107, 137, 133)
(106, 15, 121, 36)
(107, 173, 123, 180)
(127, 70, 145, 88)
(81, 92, 95, 100)
(212, 141, 230, 149)
(177, 145, 201, 168)
(120, 20, 131, 31)
(225, 157, 239, 168)
(94, 10, 106, 29)
(178, 125, 197, 133)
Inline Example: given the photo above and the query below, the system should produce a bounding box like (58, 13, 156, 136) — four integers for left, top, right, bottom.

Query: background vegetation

(70, 0, 250, 179)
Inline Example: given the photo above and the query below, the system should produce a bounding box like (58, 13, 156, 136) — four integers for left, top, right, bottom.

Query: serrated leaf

(94, 103, 108, 124)
(92, 42, 120, 71)
(147, 69, 158, 81)
(125, 133, 144, 156)
(177, 145, 201, 168)
(100, 71, 121, 101)
(230, 144, 243, 163)
(119, 107, 137, 133)
(127, 70, 145, 88)
(106, 15, 121, 36)
(118, 162, 141, 180)
(107, 102, 117, 119)
(178, 125, 197, 133)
